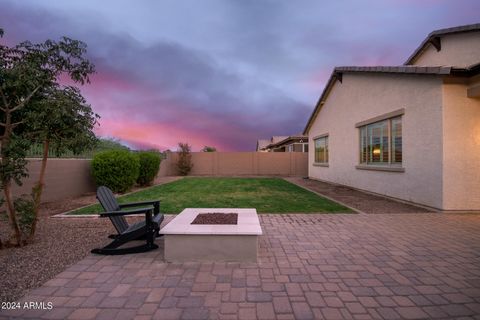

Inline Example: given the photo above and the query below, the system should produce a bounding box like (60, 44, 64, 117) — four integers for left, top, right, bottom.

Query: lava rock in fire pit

(191, 213, 238, 225)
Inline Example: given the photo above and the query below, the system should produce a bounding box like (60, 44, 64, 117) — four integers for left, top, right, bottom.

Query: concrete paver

(0, 175, 480, 319)
(1, 202, 479, 319)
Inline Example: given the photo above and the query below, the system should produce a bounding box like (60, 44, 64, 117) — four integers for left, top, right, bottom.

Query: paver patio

(2, 212, 480, 320)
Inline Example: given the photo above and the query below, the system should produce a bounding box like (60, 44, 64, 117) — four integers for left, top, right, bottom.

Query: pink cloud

(95, 118, 239, 151)
(89, 72, 137, 91)
(80, 66, 272, 151)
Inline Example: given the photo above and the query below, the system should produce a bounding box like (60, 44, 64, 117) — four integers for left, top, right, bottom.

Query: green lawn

(69, 177, 351, 215)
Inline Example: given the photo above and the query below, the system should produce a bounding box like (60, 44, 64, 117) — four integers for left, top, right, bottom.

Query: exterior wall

(156, 152, 308, 178)
(308, 73, 444, 209)
(12, 159, 95, 202)
(412, 32, 480, 67)
(442, 78, 480, 210)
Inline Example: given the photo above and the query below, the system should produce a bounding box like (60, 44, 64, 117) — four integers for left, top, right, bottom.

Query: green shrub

(136, 151, 161, 186)
(91, 150, 140, 193)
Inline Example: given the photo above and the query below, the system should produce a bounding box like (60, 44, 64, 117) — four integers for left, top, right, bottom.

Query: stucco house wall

(308, 73, 444, 208)
(411, 32, 480, 68)
(442, 78, 480, 210)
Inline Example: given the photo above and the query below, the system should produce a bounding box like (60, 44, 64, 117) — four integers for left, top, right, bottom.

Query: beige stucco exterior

(308, 73, 445, 209)
(411, 32, 480, 67)
(442, 77, 480, 210)
(307, 73, 480, 211)
(306, 26, 480, 211)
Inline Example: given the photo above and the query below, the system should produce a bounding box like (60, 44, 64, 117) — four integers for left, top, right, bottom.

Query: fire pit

(191, 212, 238, 225)
(161, 208, 262, 262)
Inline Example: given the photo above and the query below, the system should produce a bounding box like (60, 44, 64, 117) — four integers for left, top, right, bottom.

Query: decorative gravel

(0, 216, 112, 303)
(0, 177, 181, 303)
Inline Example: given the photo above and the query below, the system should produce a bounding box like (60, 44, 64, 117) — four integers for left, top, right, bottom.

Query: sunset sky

(1, 0, 479, 151)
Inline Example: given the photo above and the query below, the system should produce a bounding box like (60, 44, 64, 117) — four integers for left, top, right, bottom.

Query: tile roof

(271, 136, 288, 144)
(335, 66, 452, 75)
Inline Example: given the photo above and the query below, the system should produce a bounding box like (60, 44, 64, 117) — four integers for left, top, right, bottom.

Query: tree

(24, 86, 98, 239)
(0, 30, 95, 246)
(176, 142, 193, 176)
(95, 138, 130, 152)
(201, 146, 216, 152)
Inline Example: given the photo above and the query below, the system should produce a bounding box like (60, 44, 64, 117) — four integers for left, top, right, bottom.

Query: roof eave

(451, 63, 480, 77)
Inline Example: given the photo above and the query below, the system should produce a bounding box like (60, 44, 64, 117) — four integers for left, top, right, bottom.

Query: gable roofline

(302, 63, 480, 135)
(303, 70, 339, 135)
(404, 23, 480, 65)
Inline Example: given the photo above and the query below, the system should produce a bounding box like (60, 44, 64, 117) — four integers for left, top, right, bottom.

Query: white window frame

(302, 143, 308, 153)
(355, 109, 404, 172)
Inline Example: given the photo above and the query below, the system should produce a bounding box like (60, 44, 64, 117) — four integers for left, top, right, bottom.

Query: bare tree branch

(0, 87, 9, 111)
(11, 121, 24, 128)
(10, 86, 41, 112)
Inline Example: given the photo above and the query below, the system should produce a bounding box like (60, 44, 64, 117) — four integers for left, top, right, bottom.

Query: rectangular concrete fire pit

(161, 208, 262, 262)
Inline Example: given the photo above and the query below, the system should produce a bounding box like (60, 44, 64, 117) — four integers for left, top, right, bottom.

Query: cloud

(78, 32, 311, 151)
(0, 1, 311, 151)
(1, 0, 479, 150)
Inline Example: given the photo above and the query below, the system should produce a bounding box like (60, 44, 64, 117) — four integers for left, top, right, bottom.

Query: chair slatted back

(97, 186, 128, 234)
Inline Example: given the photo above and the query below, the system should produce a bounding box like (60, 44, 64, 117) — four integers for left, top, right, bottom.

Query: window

(359, 116, 402, 165)
(314, 136, 328, 163)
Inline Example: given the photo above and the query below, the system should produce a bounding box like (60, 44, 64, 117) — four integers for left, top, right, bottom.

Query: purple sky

(1, 0, 479, 151)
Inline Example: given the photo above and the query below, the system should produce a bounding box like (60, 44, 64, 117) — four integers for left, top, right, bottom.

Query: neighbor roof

(256, 139, 270, 150)
(302, 63, 480, 135)
(271, 136, 288, 144)
(404, 23, 480, 65)
(267, 135, 308, 149)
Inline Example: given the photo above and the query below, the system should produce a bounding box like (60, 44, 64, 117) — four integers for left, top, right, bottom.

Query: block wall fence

(156, 152, 308, 178)
(12, 152, 308, 202)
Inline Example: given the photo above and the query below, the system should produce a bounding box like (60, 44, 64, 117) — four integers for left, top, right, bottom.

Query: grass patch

(69, 177, 352, 215)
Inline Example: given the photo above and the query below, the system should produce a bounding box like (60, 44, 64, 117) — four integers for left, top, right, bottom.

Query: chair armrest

(99, 206, 154, 217)
(119, 200, 160, 208)
(120, 200, 160, 215)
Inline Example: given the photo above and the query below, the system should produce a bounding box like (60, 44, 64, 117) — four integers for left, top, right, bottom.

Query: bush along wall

(136, 151, 162, 186)
(91, 150, 140, 193)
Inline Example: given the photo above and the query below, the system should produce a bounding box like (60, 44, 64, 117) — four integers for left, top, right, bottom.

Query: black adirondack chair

(91, 186, 164, 255)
